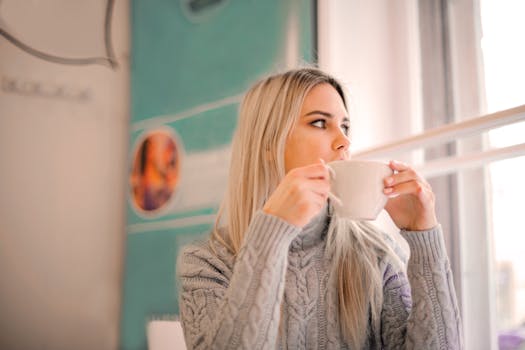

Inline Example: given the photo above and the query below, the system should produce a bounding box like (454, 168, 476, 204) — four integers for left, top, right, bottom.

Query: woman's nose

(333, 130, 350, 151)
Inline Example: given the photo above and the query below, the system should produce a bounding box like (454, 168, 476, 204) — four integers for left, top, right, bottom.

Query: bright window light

(480, 0, 525, 345)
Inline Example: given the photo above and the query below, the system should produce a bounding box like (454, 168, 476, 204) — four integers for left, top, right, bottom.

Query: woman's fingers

(309, 179, 331, 198)
(384, 180, 430, 200)
(287, 176, 331, 201)
(263, 162, 332, 227)
(383, 160, 438, 231)
(384, 160, 430, 192)
(291, 161, 330, 179)
(388, 160, 410, 171)
(385, 161, 422, 183)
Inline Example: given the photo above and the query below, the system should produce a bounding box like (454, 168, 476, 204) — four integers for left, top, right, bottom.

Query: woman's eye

(311, 119, 326, 129)
(341, 124, 350, 136)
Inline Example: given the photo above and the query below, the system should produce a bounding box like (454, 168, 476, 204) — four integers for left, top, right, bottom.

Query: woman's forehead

(300, 84, 348, 117)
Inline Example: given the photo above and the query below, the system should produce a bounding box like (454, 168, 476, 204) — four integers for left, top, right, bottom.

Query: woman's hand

(263, 161, 330, 228)
(383, 160, 438, 231)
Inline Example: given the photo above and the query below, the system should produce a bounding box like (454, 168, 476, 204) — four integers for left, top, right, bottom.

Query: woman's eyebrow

(304, 110, 350, 122)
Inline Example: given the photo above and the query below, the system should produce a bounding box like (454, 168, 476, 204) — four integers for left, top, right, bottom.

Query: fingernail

(384, 187, 393, 194)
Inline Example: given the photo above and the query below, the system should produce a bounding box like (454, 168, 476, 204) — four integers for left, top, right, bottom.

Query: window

(481, 0, 525, 346)
(318, 1, 525, 349)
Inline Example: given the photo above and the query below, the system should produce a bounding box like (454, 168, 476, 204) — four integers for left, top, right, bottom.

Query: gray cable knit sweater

(177, 208, 463, 349)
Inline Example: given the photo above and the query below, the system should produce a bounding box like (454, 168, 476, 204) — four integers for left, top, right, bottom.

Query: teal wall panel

(121, 225, 210, 349)
(126, 103, 238, 227)
(131, 0, 290, 122)
(122, 1, 315, 348)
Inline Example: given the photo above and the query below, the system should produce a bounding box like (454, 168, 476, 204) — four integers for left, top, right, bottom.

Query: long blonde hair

(212, 68, 400, 349)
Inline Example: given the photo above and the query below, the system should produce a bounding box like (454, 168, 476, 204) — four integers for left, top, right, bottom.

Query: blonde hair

(212, 68, 400, 349)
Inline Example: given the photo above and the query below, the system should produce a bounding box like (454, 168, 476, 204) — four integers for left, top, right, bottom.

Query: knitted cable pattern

(177, 211, 463, 349)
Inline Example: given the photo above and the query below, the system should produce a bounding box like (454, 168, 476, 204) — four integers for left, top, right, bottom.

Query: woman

(177, 68, 462, 349)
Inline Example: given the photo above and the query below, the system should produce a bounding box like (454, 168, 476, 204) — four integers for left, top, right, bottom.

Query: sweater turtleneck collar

(290, 204, 330, 251)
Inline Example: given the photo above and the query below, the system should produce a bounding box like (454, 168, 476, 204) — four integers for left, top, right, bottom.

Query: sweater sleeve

(177, 211, 301, 350)
(380, 225, 463, 349)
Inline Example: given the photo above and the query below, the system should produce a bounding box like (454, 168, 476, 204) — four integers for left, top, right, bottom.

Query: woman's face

(284, 83, 351, 173)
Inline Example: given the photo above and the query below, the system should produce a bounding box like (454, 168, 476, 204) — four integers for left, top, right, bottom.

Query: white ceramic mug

(327, 160, 393, 220)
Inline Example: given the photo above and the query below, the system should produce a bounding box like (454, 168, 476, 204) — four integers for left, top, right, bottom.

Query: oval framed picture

(129, 127, 184, 216)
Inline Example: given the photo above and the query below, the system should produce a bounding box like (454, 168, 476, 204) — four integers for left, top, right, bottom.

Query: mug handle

(325, 163, 343, 206)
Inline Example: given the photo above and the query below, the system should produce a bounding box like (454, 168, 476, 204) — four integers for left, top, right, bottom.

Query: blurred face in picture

(284, 83, 351, 173)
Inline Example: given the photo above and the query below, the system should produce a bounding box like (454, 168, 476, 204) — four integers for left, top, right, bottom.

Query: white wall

(0, 1, 129, 349)
(318, 0, 422, 153)
(318, 0, 422, 238)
